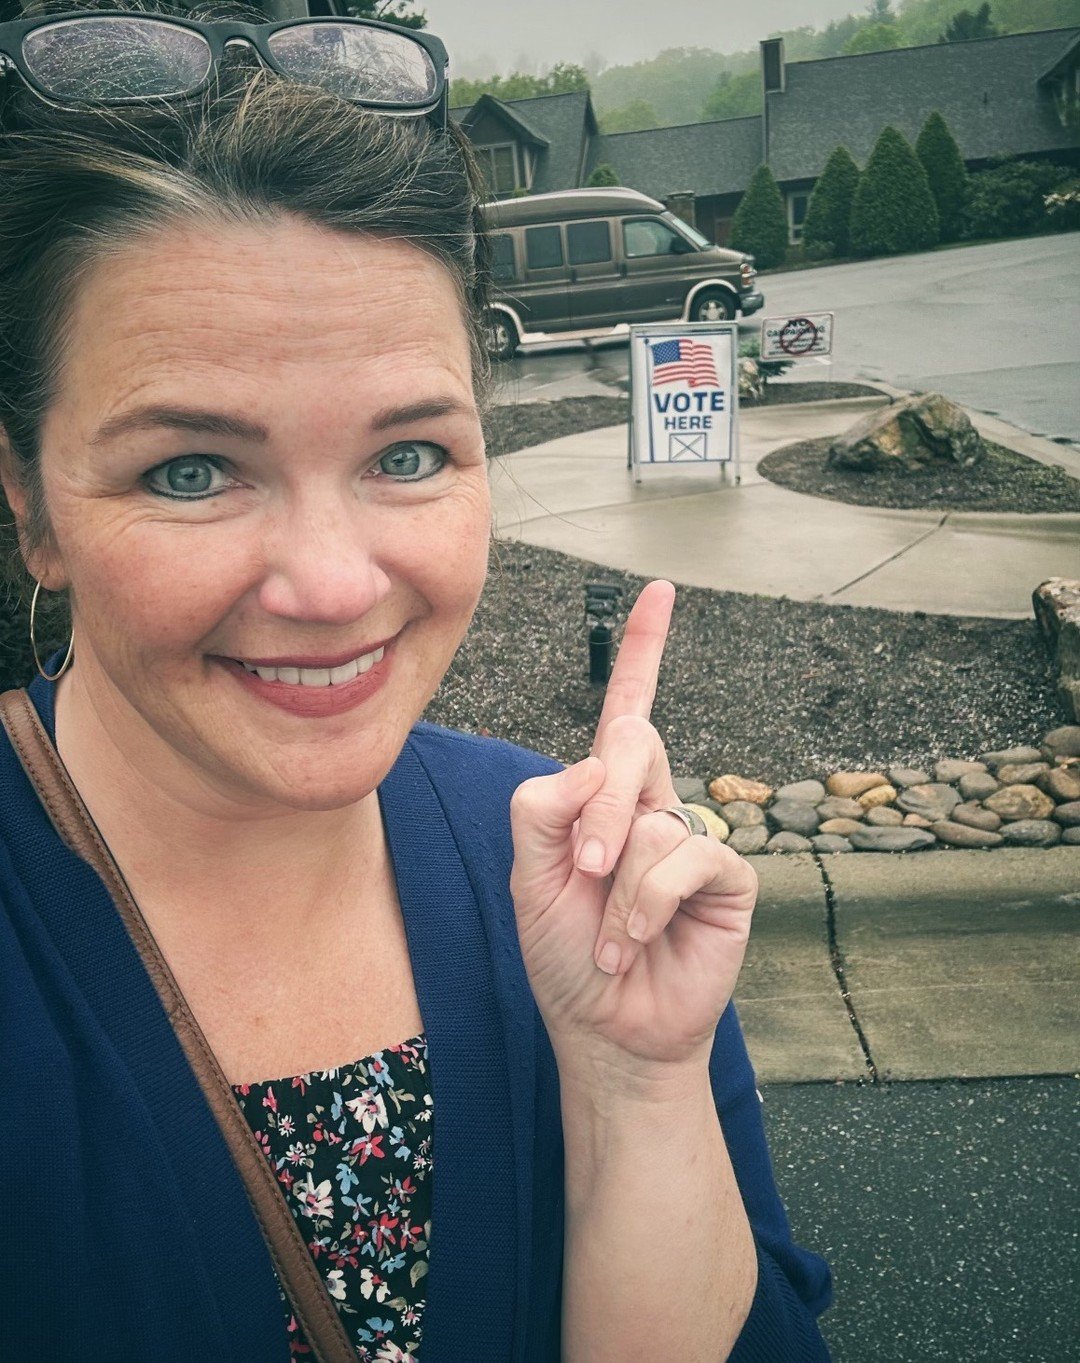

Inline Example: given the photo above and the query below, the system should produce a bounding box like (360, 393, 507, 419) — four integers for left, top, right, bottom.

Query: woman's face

(22, 214, 491, 811)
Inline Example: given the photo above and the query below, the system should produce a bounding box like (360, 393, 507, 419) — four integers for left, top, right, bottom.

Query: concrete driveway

(490, 397, 1080, 618)
(493, 233, 1080, 453)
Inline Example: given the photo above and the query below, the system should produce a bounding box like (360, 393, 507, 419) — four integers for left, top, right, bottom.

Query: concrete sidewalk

(490, 397, 1080, 618)
(736, 848, 1080, 1085)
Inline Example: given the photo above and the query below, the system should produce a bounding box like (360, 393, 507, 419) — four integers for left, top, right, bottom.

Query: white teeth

(299, 667, 331, 687)
(238, 647, 384, 687)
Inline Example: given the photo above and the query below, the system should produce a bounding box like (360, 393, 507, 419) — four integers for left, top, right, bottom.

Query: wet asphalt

(760, 1076, 1080, 1363)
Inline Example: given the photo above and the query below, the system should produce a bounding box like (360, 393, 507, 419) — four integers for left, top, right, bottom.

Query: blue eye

(145, 455, 230, 500)
(376, 442, 446, 481)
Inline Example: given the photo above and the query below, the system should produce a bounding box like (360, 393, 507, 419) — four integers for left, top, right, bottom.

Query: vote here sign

(629, 324, 737, 469)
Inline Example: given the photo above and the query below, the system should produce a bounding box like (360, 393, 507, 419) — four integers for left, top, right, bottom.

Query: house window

(525, 225, 563, 271)
(567, 220, 612, 265)
(477, 143, 519, 196)
(787, 192, 810, 245)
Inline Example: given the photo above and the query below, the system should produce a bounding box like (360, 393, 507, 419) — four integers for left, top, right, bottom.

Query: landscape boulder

(827, 392, 986, 473)
(1032, 579, 1080, 721)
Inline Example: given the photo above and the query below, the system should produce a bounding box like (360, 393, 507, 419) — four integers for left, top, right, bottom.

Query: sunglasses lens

(266, 23, 438, 106)
(23, 16, 211, 102)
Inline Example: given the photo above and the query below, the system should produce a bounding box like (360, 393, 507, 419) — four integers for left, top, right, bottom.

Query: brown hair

(0, 0, 492, 644)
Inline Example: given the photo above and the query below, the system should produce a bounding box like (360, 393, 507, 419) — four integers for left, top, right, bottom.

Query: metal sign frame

(627, 322, 740, 485)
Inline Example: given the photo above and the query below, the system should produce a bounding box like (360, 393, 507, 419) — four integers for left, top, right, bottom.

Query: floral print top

(232, 1032, 433, 1362)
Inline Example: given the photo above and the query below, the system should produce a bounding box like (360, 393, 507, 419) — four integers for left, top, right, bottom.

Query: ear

(0, 426, 65, 589)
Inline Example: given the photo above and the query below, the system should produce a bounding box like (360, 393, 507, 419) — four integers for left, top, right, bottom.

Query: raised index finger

(591, 579, 675, 754)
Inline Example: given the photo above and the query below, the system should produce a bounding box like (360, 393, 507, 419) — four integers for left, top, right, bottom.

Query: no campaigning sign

(760, 312, 834, 360)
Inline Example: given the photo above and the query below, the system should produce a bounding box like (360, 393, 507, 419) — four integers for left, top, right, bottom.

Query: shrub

(586, 162, 619, 187)
(739, 336, 794, 383)
(730, 164, 788, 270)
(1045, 178, 1080, 231)
(803, 145, 860, 256)
(962, 158, 1070, 239)
(850, 125, 940, 256)
(915, 111, 969, 241)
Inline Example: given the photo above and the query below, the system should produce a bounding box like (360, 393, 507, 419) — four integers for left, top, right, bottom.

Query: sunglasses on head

(0, 8, 450, 127)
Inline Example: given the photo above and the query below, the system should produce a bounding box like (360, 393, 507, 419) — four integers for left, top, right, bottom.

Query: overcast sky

(421, 0, 871, 75)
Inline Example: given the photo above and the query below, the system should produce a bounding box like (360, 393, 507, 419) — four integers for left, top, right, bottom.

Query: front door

(620, 217, 695, 321)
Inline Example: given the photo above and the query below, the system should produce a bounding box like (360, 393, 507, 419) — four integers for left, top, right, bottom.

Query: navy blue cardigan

(0, 672, 832, 1361)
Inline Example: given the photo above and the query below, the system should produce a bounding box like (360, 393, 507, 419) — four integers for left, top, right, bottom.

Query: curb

(738, 848, 1080, 1084)
(748, 846, 1079, 922)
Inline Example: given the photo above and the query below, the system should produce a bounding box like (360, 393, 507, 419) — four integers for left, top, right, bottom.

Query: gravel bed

(483, 397, 626, 458)
(745, 379, 883, 405)
(425, 540, 1066, 786)
(758, 436, 1080, 513)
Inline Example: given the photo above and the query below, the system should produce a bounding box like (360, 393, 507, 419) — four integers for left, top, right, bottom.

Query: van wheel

(691, 289, 736, 323)
(484, 312, 518, 362)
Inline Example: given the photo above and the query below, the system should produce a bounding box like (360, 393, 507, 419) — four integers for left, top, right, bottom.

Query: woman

(0, 4, 832, 1360)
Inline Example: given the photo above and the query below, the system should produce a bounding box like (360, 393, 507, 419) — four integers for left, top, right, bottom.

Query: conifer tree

(850, 125, 940, 256)
(587, 163, 620, 187)
(915, 111, 969, 241)
(803, 145, 860, 255)
(730, 164, 788, 270)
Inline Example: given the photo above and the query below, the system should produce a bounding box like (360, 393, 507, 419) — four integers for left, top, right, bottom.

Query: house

(452, 26, 1080, 246)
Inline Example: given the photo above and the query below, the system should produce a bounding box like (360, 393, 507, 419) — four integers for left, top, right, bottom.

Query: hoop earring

(29, 579, 74, 682)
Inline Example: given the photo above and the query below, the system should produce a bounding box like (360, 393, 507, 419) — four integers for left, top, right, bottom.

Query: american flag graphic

(649, 338, 720, 388)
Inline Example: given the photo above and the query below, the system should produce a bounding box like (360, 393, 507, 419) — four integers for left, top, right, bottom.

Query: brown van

(480, 187, 764, 360)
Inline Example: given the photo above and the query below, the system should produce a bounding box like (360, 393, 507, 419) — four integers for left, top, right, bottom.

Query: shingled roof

(590, 116, 762, 199)
(452, 90, 598, 193)
(767, 26, 1080, 183)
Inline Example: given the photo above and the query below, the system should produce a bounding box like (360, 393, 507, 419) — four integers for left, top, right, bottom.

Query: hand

(509, 580, 759, 1086)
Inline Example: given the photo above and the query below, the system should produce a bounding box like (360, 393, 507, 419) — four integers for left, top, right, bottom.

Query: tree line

(441, 0, 1080, 132)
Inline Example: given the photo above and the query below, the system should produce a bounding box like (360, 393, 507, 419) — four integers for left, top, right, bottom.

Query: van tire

(484, 312, 518, 362)
(690, 289, 736, 323)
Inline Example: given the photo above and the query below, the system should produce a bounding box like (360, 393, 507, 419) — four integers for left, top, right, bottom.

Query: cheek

(398, 485, 491, 622)
(63, 519, 248, 653)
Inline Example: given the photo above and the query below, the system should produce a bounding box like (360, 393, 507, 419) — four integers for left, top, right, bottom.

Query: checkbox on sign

(669, 432, 708, 459)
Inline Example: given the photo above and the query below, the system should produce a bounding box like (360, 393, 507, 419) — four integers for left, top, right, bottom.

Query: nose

(255, 492, 393, 627)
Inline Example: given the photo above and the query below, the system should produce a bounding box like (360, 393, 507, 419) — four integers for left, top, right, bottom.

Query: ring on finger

(657, 804, 710, 838)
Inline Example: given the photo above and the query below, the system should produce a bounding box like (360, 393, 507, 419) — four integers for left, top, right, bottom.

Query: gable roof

(452, 89, 597, 193)
(458, 94, 550, 148)
(591, 116, 762, 199)
(1038, 31, 1080, 83)
(767, 26, 1080, 183)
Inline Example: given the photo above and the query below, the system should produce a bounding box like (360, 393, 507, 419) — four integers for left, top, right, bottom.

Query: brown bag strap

(0, 687, 357, 1363)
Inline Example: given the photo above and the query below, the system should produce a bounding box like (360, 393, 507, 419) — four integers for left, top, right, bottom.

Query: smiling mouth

(231, 644, 387, 688)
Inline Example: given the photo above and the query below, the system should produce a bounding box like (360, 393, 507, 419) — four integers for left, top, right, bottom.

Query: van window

(567, 220, 612, 266)
(490, 232, 516, 283)
(525, 225, 564, 271)
(623, 218, 685, 259)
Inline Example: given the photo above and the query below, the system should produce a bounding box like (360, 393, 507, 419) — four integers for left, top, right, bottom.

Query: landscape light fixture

(584, 583, 623, 685)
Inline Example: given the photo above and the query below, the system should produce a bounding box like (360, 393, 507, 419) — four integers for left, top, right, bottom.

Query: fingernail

(626, 910, 647, 942)
(596, 941, 622, 975)
(576, 838, 605, 873)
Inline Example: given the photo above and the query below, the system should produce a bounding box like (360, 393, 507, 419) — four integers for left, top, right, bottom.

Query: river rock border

(673, 726, 1080, 855)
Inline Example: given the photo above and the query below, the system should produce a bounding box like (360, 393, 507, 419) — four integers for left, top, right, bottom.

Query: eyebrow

(88, 397, 474, 447)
